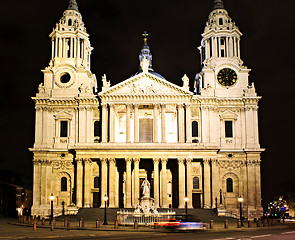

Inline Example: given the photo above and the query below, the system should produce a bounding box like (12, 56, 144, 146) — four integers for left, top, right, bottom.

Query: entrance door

(139, 118, 153, 143)
(93, 192, 100, 208)
(193, 193, 201, 208)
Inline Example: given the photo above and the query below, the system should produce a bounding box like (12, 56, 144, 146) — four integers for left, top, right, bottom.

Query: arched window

(61, 177, 67, 192)
(193, 177, 200, 189)
(219, 18, 223, 25)
(94, 177, 99, 188)
(68, 19, 72, 26)
(192, 121, 198, 137)
(226, 178, 233, 192)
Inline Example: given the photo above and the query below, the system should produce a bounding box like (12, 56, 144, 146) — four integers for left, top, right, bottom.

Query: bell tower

(39, 0, 97, 99)
(195, 0, 255, 98)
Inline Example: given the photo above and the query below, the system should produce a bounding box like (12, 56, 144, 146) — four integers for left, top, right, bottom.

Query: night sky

(1, 0, 294, 207)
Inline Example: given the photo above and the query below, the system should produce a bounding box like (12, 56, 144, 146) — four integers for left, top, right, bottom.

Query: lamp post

(103, 194, 108, 225)
(184, 196, 188, 221)
(238, 195, 244, 227)
(49, 194, 55, 223)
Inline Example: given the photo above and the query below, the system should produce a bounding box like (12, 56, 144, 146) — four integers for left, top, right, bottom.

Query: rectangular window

(225, 121, 233, 138)
(60, 121, 68, 137)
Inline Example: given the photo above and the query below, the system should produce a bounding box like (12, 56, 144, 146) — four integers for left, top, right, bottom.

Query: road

(1, 219, 295, 240)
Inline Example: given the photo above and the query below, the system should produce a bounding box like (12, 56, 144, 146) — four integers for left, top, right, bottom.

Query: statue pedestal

(140, 196, 154, 214)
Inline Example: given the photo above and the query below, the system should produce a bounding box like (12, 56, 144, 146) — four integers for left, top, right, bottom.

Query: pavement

(0, 217, 292, 240)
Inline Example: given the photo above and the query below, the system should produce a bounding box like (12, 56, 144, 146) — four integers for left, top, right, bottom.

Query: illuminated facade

(30, 0, 264, 219)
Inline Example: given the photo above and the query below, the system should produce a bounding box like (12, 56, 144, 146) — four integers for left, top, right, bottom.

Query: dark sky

(1, 0, 294, 206)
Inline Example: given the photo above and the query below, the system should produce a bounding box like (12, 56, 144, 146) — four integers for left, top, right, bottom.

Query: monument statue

(141, 178, 150, 197)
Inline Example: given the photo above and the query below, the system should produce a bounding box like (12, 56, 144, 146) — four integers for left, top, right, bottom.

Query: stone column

(153, 158, 160, 208)
(55, 38, 58, 58)
(84, 159, 92, 208)
(76, 159, 83, 208)
(100, 158, 108, 208)
(161, 104, 166, 143)
(133, 158, 140, 205)
(125, 158, 132, 208)
(51, 38, 55, 59)
(178, 158, 185, 208)
(101, 103, 108, 143)
(255, 160, 262, 208)
(77, 38, 80, 58)
(185, 104, 192, 143)
(108, 158, 116, 207)
(211, 158, 218, 209)
(203, 158, 211, 208)
(134, 104, 139, 143)
(161, 158, 168, 208)
(109, 104, 115, 143)
(186, 158, 193, 208)
(33, 160, 41, 207)
(126, 104, 131, 143)
(153, 104, 159, 143)
(177, 104, 185, 143)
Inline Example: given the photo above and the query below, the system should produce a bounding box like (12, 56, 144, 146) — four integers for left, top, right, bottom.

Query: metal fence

(117, 210, 176, 225)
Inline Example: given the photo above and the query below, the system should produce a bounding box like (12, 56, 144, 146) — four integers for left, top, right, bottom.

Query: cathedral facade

(30, 0, 264, 219)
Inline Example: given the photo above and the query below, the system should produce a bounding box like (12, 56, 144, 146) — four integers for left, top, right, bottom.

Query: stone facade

(30, 0, 264, 220)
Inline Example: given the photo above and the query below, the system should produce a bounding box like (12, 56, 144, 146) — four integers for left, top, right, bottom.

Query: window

(193, 177, 200, 189)
(94, 121, 100, 137)
(226, 178, 233, 192)
(61, 177, 67, 191)
(94, 177, 99, 188)
(192, 121, 199, 137)
(225, 121, 233, 138)
(68, 19, 72, 26)
(219, 18, 223, 25)
(60, 121, 68, 137)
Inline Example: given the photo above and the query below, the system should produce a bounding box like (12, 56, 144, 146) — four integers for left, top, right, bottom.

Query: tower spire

(139, 31, 153, 71)
(68, 0, 79, 12)
(212, 0, 225, 10)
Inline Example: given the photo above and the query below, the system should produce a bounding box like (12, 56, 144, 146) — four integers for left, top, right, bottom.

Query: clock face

(217, 68, 237, 87)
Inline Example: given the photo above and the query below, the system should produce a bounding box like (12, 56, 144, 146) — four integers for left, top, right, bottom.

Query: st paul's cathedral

(30, 0, 264, 219)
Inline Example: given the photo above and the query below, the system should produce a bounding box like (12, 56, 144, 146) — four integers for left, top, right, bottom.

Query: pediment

(219, 110, 238, 120)
(99, 72, 192, 96)
(54, 111, 72, 120)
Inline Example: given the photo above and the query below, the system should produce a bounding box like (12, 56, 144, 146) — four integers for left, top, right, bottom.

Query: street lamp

(49, 194, 55, 223)
(184, 196, 188, 220)
(238, 195, 244, 226)
(103, 194, 108, 225)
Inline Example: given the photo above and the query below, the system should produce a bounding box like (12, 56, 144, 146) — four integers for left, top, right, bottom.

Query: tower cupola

(139, 31, 153, 71)
(48, 0, 93, 70)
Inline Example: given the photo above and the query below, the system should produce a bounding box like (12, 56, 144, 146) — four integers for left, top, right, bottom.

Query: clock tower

(196, 0, 252, 98)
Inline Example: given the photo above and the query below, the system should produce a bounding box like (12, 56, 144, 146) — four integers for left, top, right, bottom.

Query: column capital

(153, 158, 160, 164)
(101, 103, 108, 108)
(161, 158, 168, 164)
(177, 103, 184, 108)
(108, 158, 116, 164)
(125, 103, 131, 108)
(109, 103, 115, 108)
(153, 103, 159, 108)
(100, 158, 107, 164)
(133, 103, 139, 108)
(125, 158, 132, 164)
(203, 158, 211, 164)
(178, 158, 185, 164)
(186, 158, 193, 163)
(76, 158, 83, 163)
(83, 158, 92, 164)
(185, 103, 191, 108)
(161, 103, 166, 109)
(133, 158, 140, 163)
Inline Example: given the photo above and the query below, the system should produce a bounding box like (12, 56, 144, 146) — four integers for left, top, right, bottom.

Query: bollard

(248, 220, 251, 228)
(79, 218, 83, 229)
(256, 220, 260, 227)
(237, 220, 241, 228)
(42, 217, 45, 226)
(33, 219, 37, 231)
(209, 220, 214, 229)
(224, 220, 228, 229)
(52, 217, 56, 227)
(50, 221, 54, 231)
(114, 219, 118, 229)
(134, 220, 138, 229)
(64, 218, 68, 227)
(67, 219, 70, 231)
(263, 219, 267, 227)
(96, 219, 100, 228)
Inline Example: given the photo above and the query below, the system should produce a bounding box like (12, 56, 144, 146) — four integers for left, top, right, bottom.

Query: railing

(117, 210, 176, 225)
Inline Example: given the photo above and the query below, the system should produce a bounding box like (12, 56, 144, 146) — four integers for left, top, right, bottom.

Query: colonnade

(101, 103, 192, 143)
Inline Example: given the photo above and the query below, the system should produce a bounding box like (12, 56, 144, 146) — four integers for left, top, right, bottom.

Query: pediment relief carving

(54, 111, 73, 120)
(99, 73, 192, 96)
(219, 110, 238, 120)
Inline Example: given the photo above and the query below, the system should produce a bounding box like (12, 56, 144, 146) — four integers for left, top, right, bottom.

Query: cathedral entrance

(192, 193, 201, 208)
(93, 192, 100, 208)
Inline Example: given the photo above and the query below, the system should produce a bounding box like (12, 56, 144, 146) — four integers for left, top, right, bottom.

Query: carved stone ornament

(52, 160, 73, 170)
(218, 160, 243, 170)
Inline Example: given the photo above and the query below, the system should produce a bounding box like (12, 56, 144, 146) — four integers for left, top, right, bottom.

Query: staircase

(56, 208, 235, 223)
